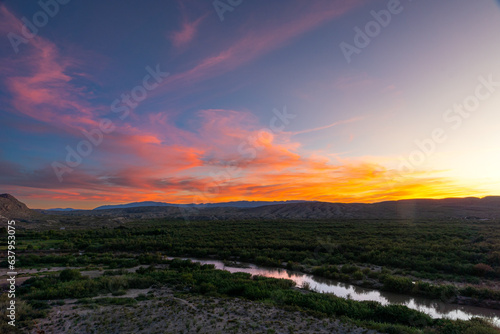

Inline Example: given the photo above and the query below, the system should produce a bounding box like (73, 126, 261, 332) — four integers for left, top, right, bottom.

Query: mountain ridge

(40, 196, 500, 221)
(92, 200, 310, 210)
(3, 193, 500, 222)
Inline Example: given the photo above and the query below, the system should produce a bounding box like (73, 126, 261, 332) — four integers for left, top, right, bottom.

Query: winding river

(168, 256, 500, 326)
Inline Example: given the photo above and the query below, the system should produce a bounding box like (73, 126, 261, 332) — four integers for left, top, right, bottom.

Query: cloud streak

(290, 116, 364, 135)
(0, 5, 100, 132)
(169, 13, 207, 49)
(1, 108, 488, 209)
(153, 0, 367, 96)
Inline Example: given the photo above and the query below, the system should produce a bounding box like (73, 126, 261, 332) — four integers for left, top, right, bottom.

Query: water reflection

(168, 257, 500, 326)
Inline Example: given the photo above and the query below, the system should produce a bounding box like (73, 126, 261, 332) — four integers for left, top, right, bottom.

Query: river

(168, 256, 500, 326)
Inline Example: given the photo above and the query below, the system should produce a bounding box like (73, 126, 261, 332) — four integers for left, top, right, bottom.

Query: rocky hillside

(0, 193, 34, 219)
(245, 197, 500, 220)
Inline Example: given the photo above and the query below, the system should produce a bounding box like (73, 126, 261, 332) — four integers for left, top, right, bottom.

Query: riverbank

(165, 255, 500, 326)
(10, 259, 500, 334)
(34, 287, 382, 334)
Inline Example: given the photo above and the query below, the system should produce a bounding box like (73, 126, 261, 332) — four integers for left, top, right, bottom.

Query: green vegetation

(4, 218, 500, 333)
(0, 294, 48, 333)
(12, 259, 499, 333)
(8, 219, 500, 300)
(8, 219, 500, 280)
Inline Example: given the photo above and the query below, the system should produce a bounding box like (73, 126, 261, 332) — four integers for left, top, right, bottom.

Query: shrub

(382, 275, 413, 293)
(112, 290, 127, 296)
(104, 269, 129, 276)
(435, 318, 498, 334)
(59, 269, 83, 282)
(352, 270, 364, 280)
(198, 282, 217, 294)
(341, 264, 358, 274)
(135, 294, 149, 301)
(472, 263, 494, 277)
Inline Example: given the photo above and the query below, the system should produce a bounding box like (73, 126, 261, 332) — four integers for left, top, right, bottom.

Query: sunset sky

(1, 0, 500, 209)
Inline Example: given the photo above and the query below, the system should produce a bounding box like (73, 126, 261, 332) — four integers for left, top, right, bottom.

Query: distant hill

(241, 197, 500, 220)
(93, 200, 309, 210)
(46, 208, 78, 212)
(42, 196, 500, 221)
(0, 193, 35, 219)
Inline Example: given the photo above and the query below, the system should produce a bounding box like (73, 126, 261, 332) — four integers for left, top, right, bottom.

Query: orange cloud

(7, 108, 487, 209)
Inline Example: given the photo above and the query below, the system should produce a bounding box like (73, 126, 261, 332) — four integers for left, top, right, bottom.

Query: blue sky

(1, 0, 499, 209)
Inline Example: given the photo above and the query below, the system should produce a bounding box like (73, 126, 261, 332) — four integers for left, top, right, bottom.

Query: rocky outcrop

(0, 194, 34, 219)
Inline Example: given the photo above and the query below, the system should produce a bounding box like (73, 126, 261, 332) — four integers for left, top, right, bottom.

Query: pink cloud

(153, 0, 368, 96)
(0, 6, 100, 132)
(2, 107, 486, 208)
(169, 14, 207, 49)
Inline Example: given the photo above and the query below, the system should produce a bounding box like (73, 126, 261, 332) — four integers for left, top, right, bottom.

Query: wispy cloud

(154, 0, 367, 95)
(1, 108, 487, 208)
(0, 5, 100, 132)
(169, 13, 207, 49)
(290, 116, 364, 135)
